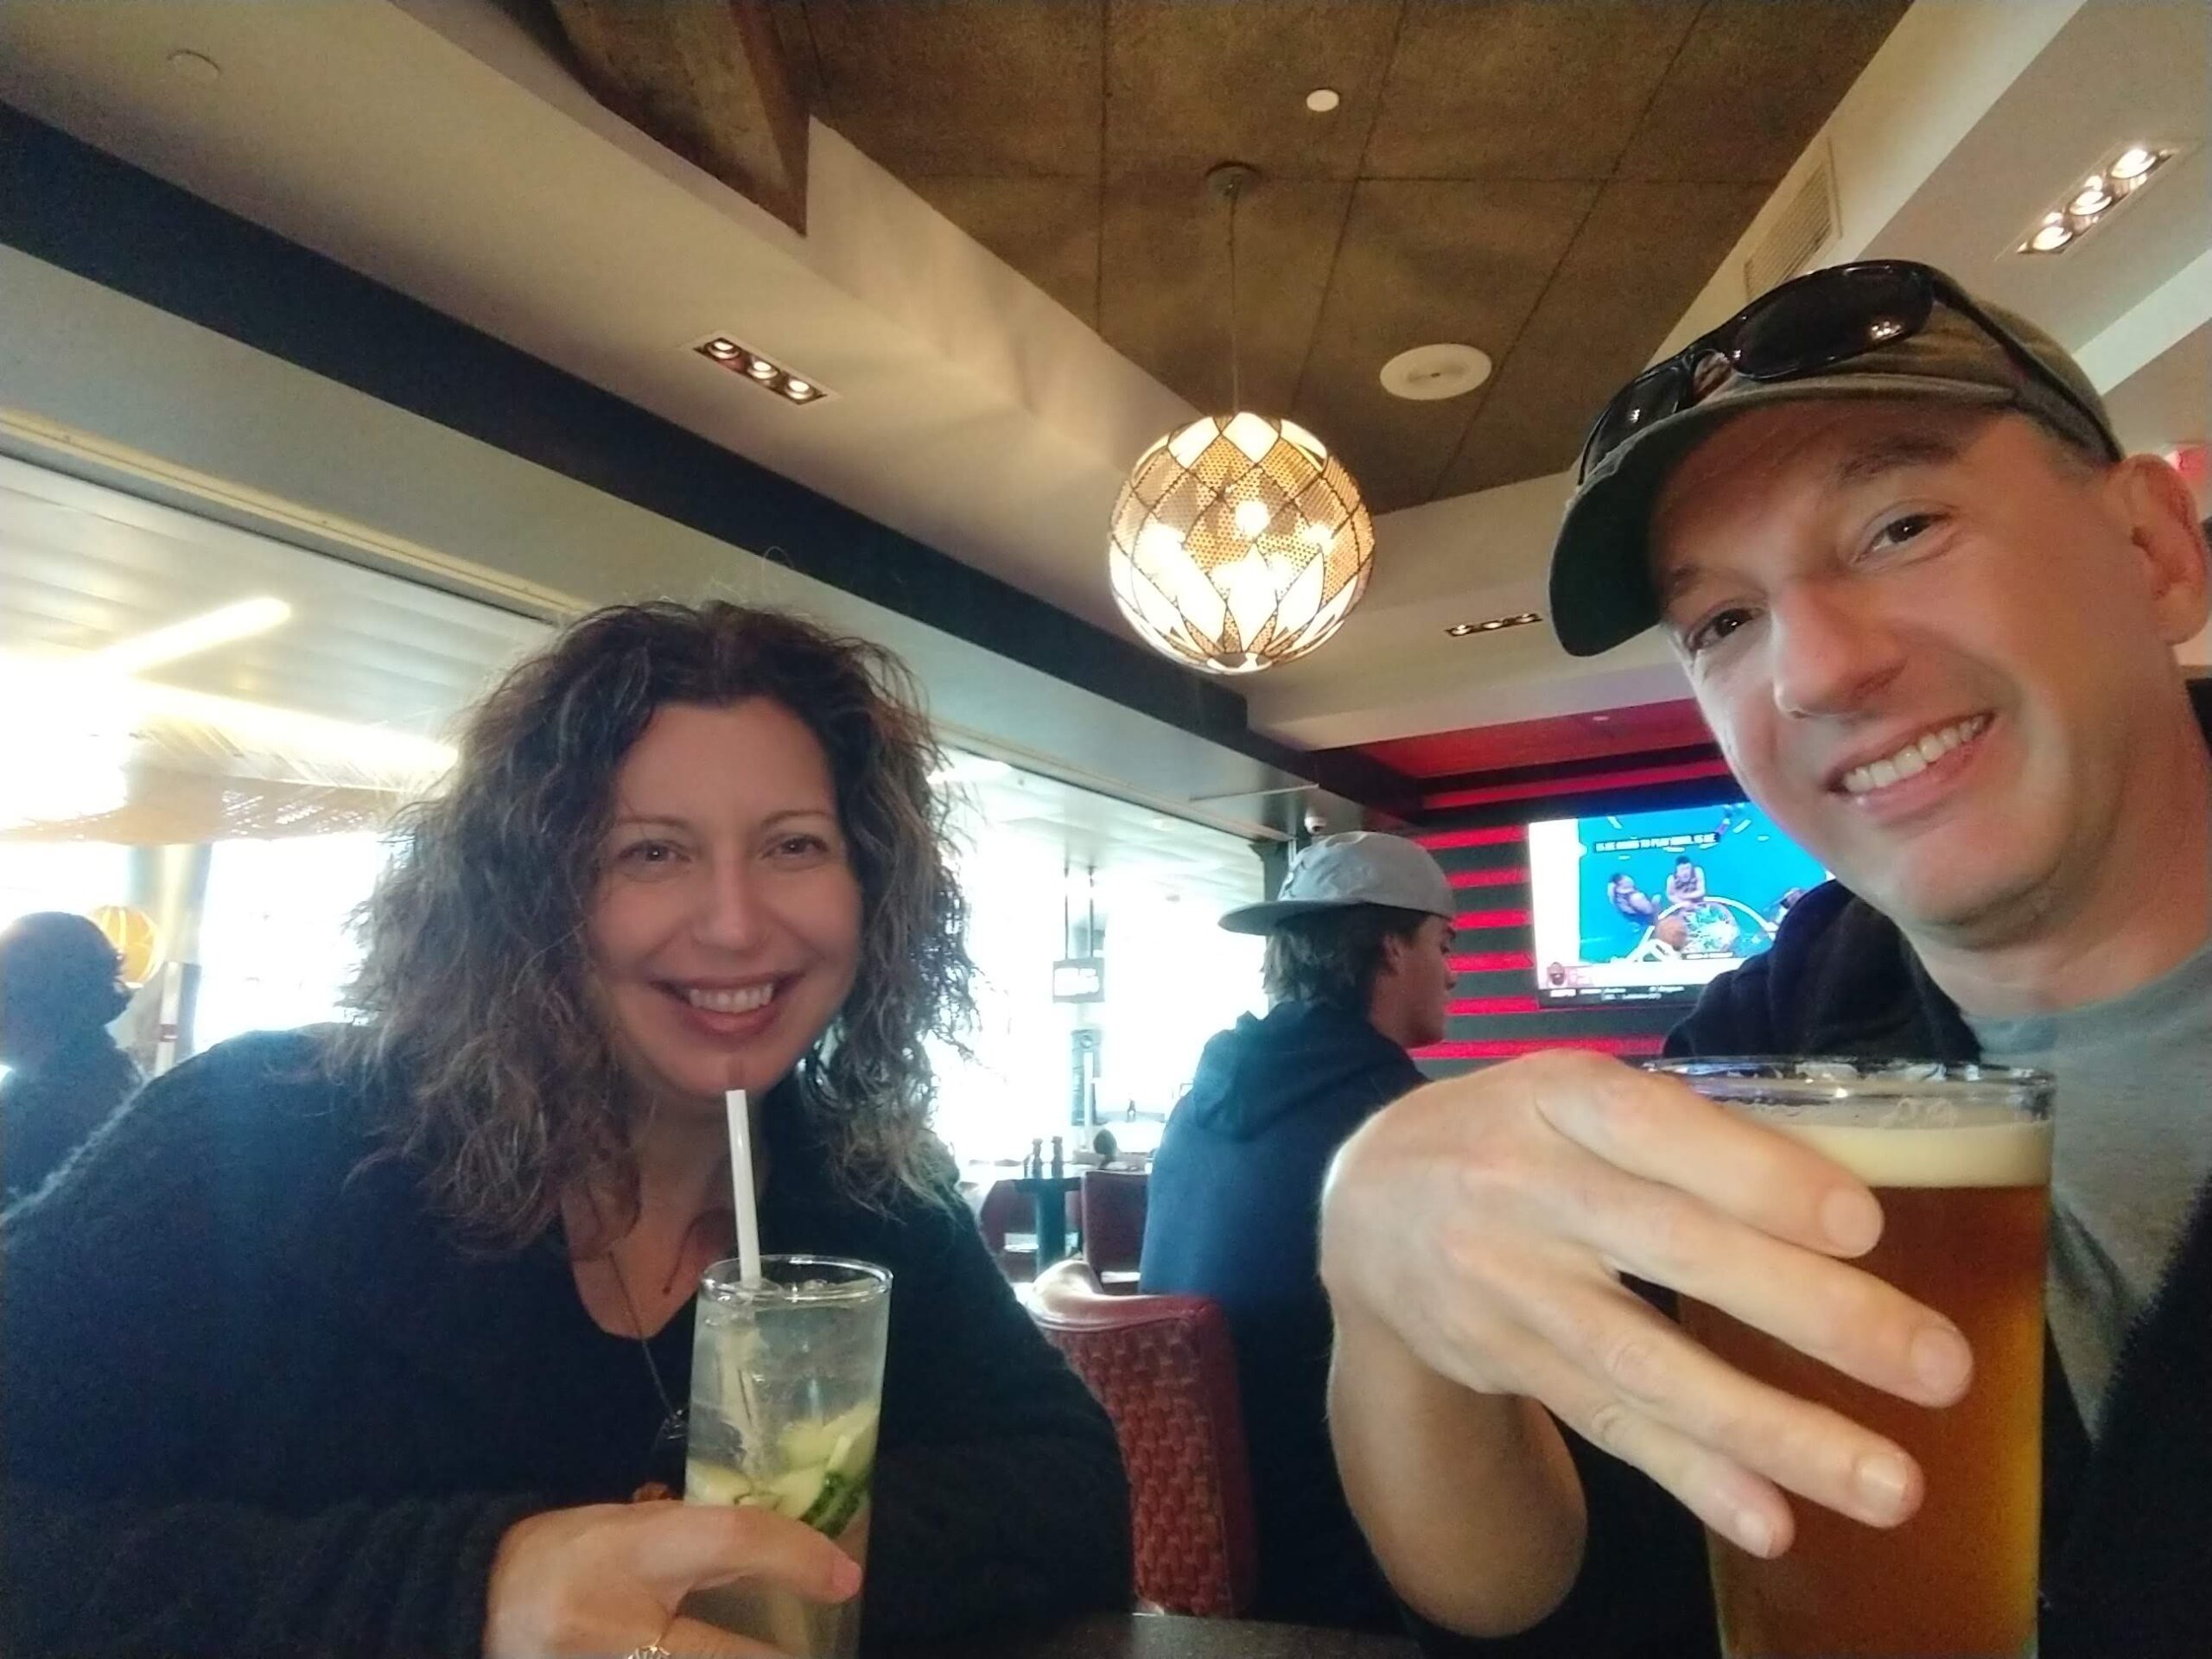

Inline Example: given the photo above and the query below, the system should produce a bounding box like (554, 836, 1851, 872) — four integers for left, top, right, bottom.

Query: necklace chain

(608, 1251, 687, 1458)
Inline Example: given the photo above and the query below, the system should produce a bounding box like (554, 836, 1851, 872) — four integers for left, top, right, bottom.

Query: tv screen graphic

(1527, 800, 1827, 1004)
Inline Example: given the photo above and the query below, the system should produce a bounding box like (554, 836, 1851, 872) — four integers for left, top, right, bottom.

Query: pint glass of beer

(1654, 1059, 2053, 1659)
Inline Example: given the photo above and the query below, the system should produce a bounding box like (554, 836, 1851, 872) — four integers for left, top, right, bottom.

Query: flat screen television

(1527, 800, 1828, 1005)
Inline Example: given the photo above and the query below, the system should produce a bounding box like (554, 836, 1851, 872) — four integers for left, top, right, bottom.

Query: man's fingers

(657, 1613, 789, 1657)
(1545, 1155, 1972, 1410)
(1522, 1281, 1927, 1530)
(1529, 1057, 1886, 1259)
(1518, 1340, 1796, 1560)
(623, 1503, 862, 1605)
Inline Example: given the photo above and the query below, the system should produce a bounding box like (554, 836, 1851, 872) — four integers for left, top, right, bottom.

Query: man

(1317, 261, 2212, 1656)
(1605, 871, 1658, 925)
(0, 912, 142, 1207)
(1663, 855, 1707, 908)
(1141, 831, 1456, 1630)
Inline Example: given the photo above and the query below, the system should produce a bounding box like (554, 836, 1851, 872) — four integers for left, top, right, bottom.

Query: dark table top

(892, 1612, 1420, 1659)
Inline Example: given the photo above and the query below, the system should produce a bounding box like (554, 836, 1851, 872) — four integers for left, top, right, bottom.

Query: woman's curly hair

(334, 601, 973, 1249)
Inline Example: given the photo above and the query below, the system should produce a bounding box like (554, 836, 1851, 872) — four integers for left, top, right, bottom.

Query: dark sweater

(0, 1027, 142, 1204)
(1140, 1001, 1424, 1632)
(1411, 880, 2212, 1657)
(0, 1028, 1132, 1657)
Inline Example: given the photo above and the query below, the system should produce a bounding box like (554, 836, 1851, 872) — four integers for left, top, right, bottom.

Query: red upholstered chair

(1078, 1166, 1148, 1286)
(1027, 1258, 1256, 1618)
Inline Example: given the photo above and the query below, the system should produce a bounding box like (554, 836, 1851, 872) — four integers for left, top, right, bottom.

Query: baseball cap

(1549, 264, 2123, 658)
(1219, 831, 1454, 935)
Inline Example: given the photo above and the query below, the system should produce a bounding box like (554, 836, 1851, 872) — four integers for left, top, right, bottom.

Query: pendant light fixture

(1106, 163, 1376, 676)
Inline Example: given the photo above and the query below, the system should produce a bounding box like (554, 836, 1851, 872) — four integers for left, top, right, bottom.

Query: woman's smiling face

(586, 699, 862, 1109)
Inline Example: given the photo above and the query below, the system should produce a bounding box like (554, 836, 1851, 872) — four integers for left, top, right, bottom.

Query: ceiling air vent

(1744, 143, 1839, 300)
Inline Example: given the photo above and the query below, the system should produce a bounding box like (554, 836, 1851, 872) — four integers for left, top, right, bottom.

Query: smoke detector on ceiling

(1380, 342, 1493, 402)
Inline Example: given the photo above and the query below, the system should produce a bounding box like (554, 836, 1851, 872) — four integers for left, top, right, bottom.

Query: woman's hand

(485, 1500, 860, 1657)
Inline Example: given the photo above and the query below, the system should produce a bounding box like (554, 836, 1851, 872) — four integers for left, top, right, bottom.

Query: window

(925, 761, 1266, 1166)
(193, 833, 395, 1051)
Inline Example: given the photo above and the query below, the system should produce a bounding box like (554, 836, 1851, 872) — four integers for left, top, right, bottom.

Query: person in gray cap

(1141, 831, 1456, 1631)
(1319, 261, 2212, 1658)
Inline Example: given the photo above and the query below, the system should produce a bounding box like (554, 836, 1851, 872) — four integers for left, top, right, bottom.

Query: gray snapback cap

(1548, 286, 2122, 658)
(1220, 831, 1455, 935)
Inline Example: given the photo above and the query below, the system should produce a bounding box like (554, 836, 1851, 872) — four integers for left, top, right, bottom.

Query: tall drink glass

(682, 1254, 891, 1658)
(1655, 1060, 2053, 1659)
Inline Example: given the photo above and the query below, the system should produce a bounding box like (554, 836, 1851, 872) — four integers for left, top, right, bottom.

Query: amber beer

(1662, 1062, 2054, 1659)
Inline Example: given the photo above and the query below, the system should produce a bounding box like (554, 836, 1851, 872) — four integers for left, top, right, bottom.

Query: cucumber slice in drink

(800, 1471, 868, 1538)
(826, 1407, 880, 1483)
(767, 1464, 830, 1520)
(684, 1459, 754, 1507)
(779, 1402, 879, 1471)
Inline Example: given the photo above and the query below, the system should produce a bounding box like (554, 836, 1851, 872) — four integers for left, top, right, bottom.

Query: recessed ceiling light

(166, 49, 220, 83)
(1381, 342, 1494, 402)
(1306, 87, 1341, 113)
(692, 334, 832, 404)
(2111, 145, 2158, 181)
(2069, 176, 2114, 216)
(1446, 611, 1541, 638)
(2015, 141, 2184, 256)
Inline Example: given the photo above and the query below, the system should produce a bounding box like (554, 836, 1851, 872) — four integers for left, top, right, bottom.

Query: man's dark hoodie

(1140, 999, 1425, 1630)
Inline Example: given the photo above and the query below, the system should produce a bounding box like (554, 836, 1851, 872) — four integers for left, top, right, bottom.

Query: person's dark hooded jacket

(1141, 999, 1424, 1630)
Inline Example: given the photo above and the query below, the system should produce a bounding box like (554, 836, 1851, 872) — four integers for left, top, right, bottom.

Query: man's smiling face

(1651, 401, 2203, 944)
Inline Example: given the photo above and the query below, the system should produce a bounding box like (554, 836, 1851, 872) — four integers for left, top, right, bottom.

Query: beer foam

(1773, 1116, 2052, 1188)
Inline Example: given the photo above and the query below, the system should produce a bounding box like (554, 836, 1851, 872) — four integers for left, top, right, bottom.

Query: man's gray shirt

(1969, 934, 2212, 1429)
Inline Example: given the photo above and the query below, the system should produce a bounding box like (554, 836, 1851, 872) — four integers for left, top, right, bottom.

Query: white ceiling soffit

(1, 0, 2204, 760)
(0, 0, 1189, 634)
(0, 247, 1316, 845)
(1245, 0, 2211, 751)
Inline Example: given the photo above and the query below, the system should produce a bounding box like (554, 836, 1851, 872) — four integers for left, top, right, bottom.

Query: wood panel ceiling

(768, 0, 1905, 512)
(543, 2, 1903, 513)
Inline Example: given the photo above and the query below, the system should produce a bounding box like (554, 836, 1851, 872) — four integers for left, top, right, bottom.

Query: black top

(1140, 1001, 1424, 1632)
(0, 1026, 142, 1204)
(894, 1611, 1420, 1658)
(0, 1028, 1132, 1657)
(1411, 880, 2212, 1657)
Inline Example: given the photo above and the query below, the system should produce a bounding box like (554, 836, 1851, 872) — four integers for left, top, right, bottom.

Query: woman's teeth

(1840, 715, 1989, 797)
(685, 983, 774, 1014)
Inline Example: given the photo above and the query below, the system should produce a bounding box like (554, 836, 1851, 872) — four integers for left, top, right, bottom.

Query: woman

(0, 910, 143, 1205)
(1, 602, 1132, 1657)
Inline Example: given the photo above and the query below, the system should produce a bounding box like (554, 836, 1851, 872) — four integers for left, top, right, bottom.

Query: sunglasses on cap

(1575, 260, 2109, 484)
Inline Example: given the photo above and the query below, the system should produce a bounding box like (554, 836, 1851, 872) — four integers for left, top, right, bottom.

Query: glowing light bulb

(2070, 176, 2113, 216)
(1233, 499, 1271, 537)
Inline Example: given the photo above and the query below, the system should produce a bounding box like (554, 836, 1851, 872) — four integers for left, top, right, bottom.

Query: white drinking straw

(725, 1087, 763, 1285)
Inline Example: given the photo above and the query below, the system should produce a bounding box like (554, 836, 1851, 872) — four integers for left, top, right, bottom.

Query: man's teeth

(686, 984, 775, 1014)
(1841, 716, 1989, 797)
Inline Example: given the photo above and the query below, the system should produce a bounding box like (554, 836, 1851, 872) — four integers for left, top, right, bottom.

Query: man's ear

(1376, 931, 1409, 978)
(2113, 454, 2211, 646)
